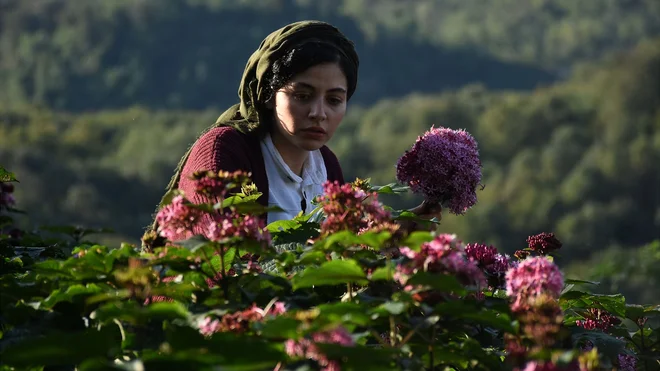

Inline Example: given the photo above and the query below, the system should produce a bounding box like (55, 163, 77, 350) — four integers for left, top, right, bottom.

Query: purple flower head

(317, 181, 391, 236)
(505, 256, 564, 312)
(285, 326, 354, 371)
(204, 213, 271, 244)
(465, 243, 515, 288)
(526, 232, 562, 255)
(396, 126, 482, 215)
(617, 354, 637, 371)
(576, 308, 621, 331)
(397, 234, 487, 289)
(189, 170, 253, 198)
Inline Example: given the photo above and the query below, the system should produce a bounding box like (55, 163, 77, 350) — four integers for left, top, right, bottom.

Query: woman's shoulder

(196, 125, 251, 146)
(184, 125, 259, 174)
(319, 145, 345, 184)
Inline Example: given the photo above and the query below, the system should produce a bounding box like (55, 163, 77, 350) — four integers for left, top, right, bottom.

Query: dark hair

(259, 40, 358, 115)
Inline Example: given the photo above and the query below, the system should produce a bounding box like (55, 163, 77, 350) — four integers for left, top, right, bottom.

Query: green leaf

(317, 302, 372, 326)
(401, 231, 434, 250)
(0, 324, 122, 367)
(270, 221, 320, 245)
(315, 343, 399, 370)
(370, 262, 396, 281)
(406, 271, 467, 295)
(91, 301, 190, 325)
(176, 234, 210, 251)
(165, 326, 286, 369)
(564, 278, 600, 286)
(571, 328, 628, 357)
(560, 292, 626, 317)
(0, 166, 18, 182)
(434, 301, 515, 332)
(373, 301, 408, 315)
(257, 316, 301, 339)
(370, 182, 409, 194)
(292, 259, 368, 289)
(625, 304, 660, 321)
(355, 230, 392, 249)
(158, 189, 179, 207)
(42, 283, 104, 309)
(266, 219, 300, 233)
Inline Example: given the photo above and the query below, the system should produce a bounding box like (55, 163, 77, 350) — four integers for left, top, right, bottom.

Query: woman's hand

(409, 200, 443, 221)
(400, 200, 442, 232)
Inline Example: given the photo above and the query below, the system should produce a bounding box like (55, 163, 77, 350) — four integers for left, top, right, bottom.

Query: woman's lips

(300, 127, 327, 139)
(301, 127, 327, 134)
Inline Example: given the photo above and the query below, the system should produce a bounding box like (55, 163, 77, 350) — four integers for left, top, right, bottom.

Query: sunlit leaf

(292, 259, 368, 289)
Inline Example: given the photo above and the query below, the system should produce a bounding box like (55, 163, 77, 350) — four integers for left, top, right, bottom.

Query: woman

(145, 20, 439, 246)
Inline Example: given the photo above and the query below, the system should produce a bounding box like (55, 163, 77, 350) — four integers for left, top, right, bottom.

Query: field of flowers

(1, 128, 658, 370)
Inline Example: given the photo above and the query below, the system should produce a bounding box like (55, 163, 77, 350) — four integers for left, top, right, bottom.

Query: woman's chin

(296, 137, 327, 151)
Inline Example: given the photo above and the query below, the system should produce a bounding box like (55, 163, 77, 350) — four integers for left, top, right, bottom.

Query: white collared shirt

(259, 133, 328, 223)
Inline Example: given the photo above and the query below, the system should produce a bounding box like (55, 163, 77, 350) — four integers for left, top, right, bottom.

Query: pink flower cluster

(505, 257, 564, 312)
(155, 195, 204, 241)
(190, 170, 252, 198)
(396, 126, 482, 215)
(198, 302, 287, 336)
(317, 181, 391, 236)
(526, 232, 562, 255)
(204, 213, 271, 244)
(575, 308, 620, 331)
(0, 182, 16, 210)
(284, 326, 354, 371)
(396, 234, 487, 289)
(464, 243, 514, 288)
(155, 170, 271, 244)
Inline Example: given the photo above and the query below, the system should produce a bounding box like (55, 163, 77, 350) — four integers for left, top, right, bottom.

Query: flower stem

(389, 316, 396, 347)
(428, 326, 436, 370)
(219, 245, 228, 300)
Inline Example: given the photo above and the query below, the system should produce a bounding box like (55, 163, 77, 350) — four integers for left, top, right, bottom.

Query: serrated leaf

(292, 259, 368, 289)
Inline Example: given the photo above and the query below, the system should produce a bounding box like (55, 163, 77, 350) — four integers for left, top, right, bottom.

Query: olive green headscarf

(144, 20, 359, 241)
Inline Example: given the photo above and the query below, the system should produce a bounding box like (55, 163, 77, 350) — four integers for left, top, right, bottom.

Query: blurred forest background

(1, 0, 659, 303)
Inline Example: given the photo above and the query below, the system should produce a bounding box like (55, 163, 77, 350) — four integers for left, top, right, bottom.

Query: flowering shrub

(1, 164, 659, 371)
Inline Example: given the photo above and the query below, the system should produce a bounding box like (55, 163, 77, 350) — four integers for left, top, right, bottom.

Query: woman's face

(271, 62, 348, 152)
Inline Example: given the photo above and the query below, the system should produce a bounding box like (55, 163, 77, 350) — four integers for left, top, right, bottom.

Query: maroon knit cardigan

(178, 126, 345, 226)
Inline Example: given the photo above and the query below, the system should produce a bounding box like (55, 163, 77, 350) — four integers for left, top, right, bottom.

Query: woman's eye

(328, 97, 343, 105)
(293, 93, 311, 101)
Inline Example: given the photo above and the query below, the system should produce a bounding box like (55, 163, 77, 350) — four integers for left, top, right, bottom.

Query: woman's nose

(308, 98, 327, 121)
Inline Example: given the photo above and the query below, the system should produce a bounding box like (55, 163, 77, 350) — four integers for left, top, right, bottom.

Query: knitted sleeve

(176, 127, 252, 239)
(320, 146, 345, 184)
